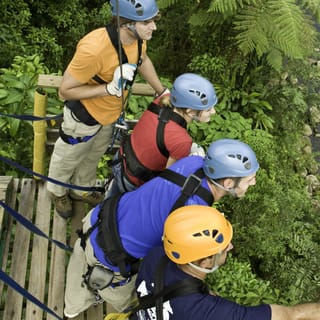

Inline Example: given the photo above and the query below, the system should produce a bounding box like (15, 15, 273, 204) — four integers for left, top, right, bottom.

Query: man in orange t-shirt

(47, 0, 166, 218)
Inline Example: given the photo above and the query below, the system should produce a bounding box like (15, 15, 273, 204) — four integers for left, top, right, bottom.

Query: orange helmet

(163, 205, 233, 264)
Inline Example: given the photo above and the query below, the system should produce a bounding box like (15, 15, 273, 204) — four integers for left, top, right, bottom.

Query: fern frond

(234, 5, 271, 57)
(267, 0, 306, 58)
(298, 0, 320, 22)
(208, 0, 240, 15)
(234, 0, 316, 68)
(157, 0, 179, 9)
(208, 0, 261, 15)
(189, 9, 225, 27)
(266, 48, 283, 71)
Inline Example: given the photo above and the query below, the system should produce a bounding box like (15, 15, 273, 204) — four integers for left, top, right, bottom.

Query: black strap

(147, 103, 187, 128)
(121, 135, 161, 182)
(159, 168, 214, 212)
(154, 255, 168, 320)
(148, 103, 187, 158)
(59, 124, 101, 145)
(130, 256, 208, 317)
(92, 24, 142, 86)
(97, 194, 140, 278)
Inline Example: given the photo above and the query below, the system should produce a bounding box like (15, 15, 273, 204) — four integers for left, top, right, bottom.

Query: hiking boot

(51, 193, 73, 219)
(70, 191, 104, 207)
(64, 311, 79, 319)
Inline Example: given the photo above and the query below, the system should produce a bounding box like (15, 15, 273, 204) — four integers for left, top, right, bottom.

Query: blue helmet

(110, 0, 159, 21)
(203, 139, 259, 179)
(170, 73, 218, 110)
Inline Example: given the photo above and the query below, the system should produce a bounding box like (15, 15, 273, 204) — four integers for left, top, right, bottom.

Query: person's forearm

(270, 303, 320, 320)
(138, 55, 164, 95)
(59, 83, 109, 101)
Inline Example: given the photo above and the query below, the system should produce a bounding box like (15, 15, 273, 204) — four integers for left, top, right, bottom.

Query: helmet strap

(126, 24, 142, 40)
(188, 255, 220, 274)
(209, 179, 237, 198)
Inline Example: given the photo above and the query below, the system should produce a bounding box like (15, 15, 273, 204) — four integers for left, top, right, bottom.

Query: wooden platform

(0, 74, 152, 319)
(0, 176, 113, 320)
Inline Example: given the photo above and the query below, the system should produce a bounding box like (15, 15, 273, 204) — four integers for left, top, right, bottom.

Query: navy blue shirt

(135, 247, 272, 320)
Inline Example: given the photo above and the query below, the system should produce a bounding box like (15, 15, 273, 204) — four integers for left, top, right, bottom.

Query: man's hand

(106, 63, 137, 97)
(153, 87, 170, 104)
(190, 142, 206, 157)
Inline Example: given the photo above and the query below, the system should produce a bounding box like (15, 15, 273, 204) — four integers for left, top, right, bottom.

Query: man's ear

(198, 256, 215, 268)
(222, 178, 235, 189)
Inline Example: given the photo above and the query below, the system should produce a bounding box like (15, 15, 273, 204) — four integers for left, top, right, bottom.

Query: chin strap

(209, 179, 237, 198)
(126, 24, 141, 40)
(188, 251, 224, 274)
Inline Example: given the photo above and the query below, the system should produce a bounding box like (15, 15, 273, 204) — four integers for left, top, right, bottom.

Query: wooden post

(33, 89, 48, 178)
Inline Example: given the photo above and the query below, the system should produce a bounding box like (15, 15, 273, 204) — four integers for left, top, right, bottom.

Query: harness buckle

(158, 107, 171, 124)
(181, 174, 202, 197)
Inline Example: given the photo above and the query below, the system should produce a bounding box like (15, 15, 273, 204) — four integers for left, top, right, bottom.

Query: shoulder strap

(159, 168, 214, 212)
(92, 24, 142, 85)
(131, 256, 207, 317)
(147, 103, 187, 158)
(97, 194, 140, 278)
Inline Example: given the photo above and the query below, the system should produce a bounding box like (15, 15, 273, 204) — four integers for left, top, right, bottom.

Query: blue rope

(0, 200, 72, 252)
(0, 112, 62, 121)
(0, 269, 64, 320)
(0, 155, 105, 193)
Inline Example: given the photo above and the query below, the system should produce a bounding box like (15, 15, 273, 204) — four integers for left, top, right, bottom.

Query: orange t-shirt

(67, 27, 147, 125)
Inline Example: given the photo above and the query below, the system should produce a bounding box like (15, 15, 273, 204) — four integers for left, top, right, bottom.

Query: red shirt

(124, 105, 192, 186)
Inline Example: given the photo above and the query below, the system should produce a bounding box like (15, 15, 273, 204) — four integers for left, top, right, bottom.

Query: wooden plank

(25, 181, 52, 320)
(37, 74, 155, 96)
(0, 176, 13, 229)
(0, 176, 13, 266)
(70, 200, 87, 247)
(46, 208, 67, 320)
(38, 74, 62, 88)
(86, 303, 105, 319)
(3, 179, 36, 320)
(0, 178, 19, 304)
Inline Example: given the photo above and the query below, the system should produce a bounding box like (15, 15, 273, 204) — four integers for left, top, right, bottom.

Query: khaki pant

(64, 211, 137, 316)
(47, 106, 113, 197)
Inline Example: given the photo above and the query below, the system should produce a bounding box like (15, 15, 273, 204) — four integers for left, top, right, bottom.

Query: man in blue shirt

(134, 205, 320, 320)
(64, 139, 259, 317)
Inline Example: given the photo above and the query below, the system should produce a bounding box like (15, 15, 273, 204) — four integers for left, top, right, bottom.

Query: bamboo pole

(33, 89, 47, 178)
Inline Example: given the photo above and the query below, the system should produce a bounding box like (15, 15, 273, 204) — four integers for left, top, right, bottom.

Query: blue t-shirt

(89, 156, 211, 271)
(135, 247, 272, 320)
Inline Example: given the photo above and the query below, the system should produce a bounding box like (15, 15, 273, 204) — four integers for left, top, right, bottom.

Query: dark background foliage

(1, 0, 320, 306)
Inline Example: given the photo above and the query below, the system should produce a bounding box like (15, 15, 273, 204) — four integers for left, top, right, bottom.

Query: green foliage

(206, 254, 285, 305)
(0, 54, 62, 176)
(126, 76, 172, 119)
(1, 0, 320, 306)
(188, 54, 275, 131)
(188, 0, 318, 71)
(226, 172, 320, 302)
(0, 0, 112, 71)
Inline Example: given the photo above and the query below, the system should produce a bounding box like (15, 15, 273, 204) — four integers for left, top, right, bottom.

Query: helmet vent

(127, 0, 144, 16)
(189, 89, 208, 105)
(192, 229, 221, 240)
(172, 251, 180, 259)
(227, 154, 252, 170)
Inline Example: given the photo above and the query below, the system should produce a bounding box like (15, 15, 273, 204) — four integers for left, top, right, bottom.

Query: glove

(153, 87, 170, 105)
(106, 63, 137, 97)
(189, 142, 206, 157)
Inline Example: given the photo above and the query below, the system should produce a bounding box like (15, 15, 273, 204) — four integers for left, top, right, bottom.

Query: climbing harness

(77, 167, 213, 280)
(116, 103, 187, 183)
(149, 103, 187, 158)
(77, 193, 140, 279)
